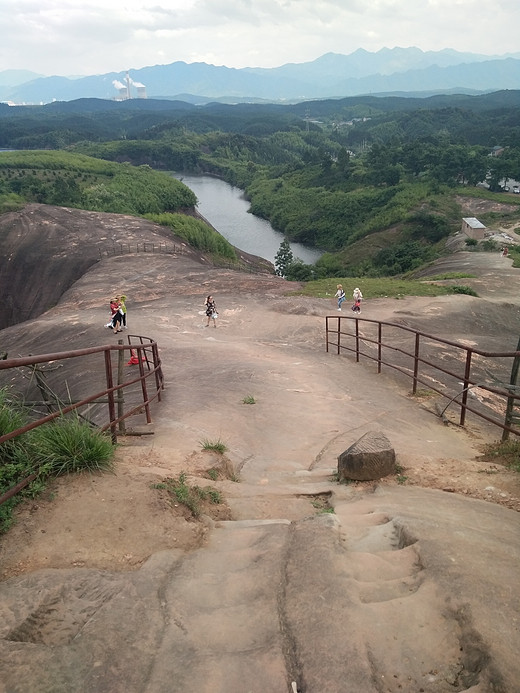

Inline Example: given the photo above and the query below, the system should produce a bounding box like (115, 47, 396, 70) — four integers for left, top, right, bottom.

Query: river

(172, 174, 323, 265)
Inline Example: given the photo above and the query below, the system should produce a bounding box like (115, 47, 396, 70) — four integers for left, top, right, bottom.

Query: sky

(1, 0, 519, 77)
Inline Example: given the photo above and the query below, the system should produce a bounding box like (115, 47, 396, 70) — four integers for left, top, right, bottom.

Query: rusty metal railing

(325, 315, 520, 439)
(0, 335, 164, 505)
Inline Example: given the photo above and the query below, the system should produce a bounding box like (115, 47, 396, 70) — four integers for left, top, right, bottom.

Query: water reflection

(172, 174, 323, 265)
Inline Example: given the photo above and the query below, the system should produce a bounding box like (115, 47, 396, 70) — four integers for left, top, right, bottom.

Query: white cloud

(0, 0, 518, 76)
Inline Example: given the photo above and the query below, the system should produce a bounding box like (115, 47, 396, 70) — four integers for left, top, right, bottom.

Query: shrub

(448, 285, 478, 296)
(148, 212, 237, 261)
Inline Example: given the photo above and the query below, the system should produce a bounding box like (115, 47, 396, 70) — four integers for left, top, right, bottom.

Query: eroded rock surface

(0, 204, 519, 692)
(338, 430, 396, 481)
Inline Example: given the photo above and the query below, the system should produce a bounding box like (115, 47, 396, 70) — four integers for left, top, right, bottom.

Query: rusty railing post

(377, 322, 382, 374)
(117, 340, 126, 435)
(412, 332, 420, 394)
(502, 337, 520, 441)
(460, 349, 473, 426)
(326, 316, 330, 353)
(104, 348, 117, 443)
(137, 346, 152, 423)
(152, 342, 163, 400)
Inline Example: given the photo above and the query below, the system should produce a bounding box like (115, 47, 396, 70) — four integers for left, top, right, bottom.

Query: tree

(274, 238, 294, 277)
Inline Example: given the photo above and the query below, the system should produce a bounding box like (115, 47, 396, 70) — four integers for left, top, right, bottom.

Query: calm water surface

(173, 174, 323, 265)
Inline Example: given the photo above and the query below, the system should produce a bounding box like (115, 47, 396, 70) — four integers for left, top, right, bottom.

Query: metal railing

(98, 242, 187, 258)
(0, 335, 164, 504)
(325, 315, 520, 439)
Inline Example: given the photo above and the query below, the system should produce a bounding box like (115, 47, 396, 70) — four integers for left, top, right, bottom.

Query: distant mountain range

(1, 47, 520, 105)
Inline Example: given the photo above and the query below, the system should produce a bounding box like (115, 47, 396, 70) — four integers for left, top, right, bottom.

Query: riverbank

(172, 172, 324, 265)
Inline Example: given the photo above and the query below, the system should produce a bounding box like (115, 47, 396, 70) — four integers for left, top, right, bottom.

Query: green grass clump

(29, 417, 115, 476)
(446, 285, 478, 296)
(242, 395, 256, 405)
(481, 439, 520, 472)
(200, 438, 228, 454)
(155, 471, 222, 518)
(425, 272, 476, 280)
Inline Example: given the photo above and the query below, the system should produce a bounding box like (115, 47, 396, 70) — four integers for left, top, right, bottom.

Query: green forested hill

(1, 92, 520, 279)
(0, 150, 196, 214)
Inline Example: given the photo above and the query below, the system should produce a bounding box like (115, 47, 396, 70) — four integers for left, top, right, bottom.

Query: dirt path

(2, 248, 519, 578)
(2, 245, 520, 577)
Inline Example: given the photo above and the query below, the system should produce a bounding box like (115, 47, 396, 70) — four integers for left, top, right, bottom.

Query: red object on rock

(127, 349, 144, 365)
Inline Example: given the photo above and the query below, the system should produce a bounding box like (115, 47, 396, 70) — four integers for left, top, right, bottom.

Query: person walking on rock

(335, 284, 346, 311)
(204, 295, 218, 327)
(119, 294, 128, 329)
(110, 298, 123, 334)
(352, 287, 363, 314)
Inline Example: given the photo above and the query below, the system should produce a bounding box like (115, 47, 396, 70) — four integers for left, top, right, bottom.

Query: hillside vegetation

(0, 150, 196, 215)
(1, 92, 520, 279)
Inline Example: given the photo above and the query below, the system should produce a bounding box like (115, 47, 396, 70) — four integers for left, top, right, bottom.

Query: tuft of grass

(395, 463, 408, 484)
(480, 439, 520, 473)
(155, 472, 222, 518)
(425, 272, 476, 280)
(410, 389, 436, 398)
(29, 417, 115, 476)
(447, 284, 478, 296)
(242, 395, 256, 405)
(200, 438, 228, 454)
(310, 494, 334, 513)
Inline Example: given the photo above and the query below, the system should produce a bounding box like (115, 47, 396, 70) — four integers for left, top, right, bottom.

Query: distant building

(490, 146, 505, 157)
(112, 73, 147, 101)
(462, 217, 486, 240)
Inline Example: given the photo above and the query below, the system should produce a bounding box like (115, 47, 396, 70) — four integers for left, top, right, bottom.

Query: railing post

(326, 316, 330, 353)
(378, 322, 382, 374)
(412, 333, 420, 394)
(104, 349, 117, 444)
(117, 340, 126, 435)
(137, 346, 152, 423)
(355, 318, 360, 362)
(337, 317, 341, 355)
(502, 337, 520, 441)
(460, 349, 473, 426)
(152, 342, 163, 401)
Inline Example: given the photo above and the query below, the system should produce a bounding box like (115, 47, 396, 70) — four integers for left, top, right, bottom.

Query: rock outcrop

(338, 430, 396, 481)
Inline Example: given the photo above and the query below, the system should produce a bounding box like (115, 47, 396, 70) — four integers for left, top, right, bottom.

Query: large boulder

(338, 431, 396, 481)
